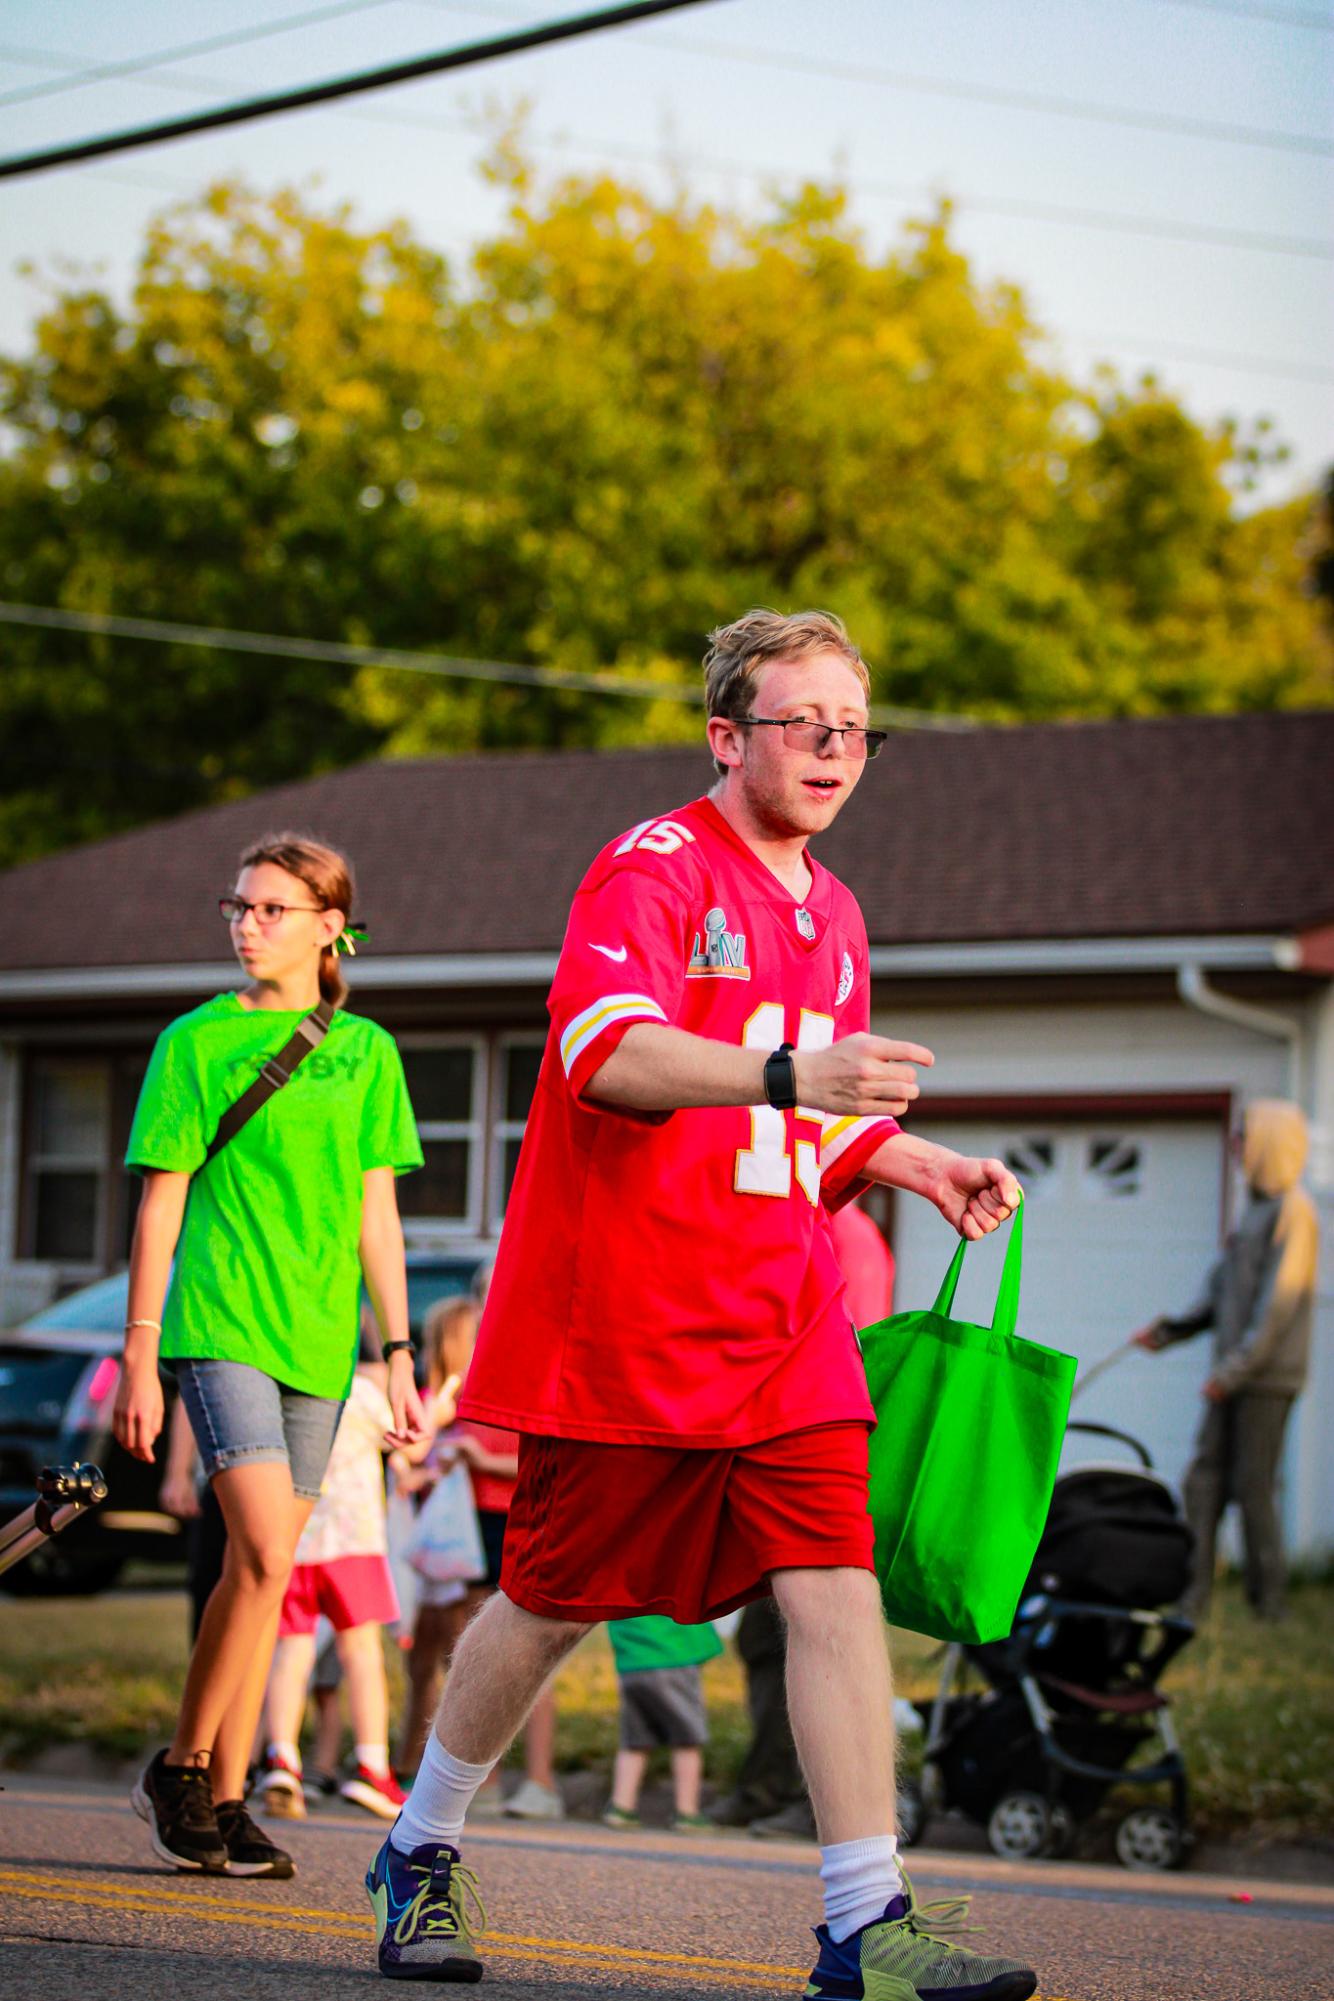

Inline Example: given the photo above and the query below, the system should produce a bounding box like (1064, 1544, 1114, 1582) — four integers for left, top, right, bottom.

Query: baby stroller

(900, 1421, 1196, 1871)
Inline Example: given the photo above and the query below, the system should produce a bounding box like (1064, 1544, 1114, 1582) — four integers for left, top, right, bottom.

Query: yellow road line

(0, 1865, 1078, 1998)
(0, 1867, 799, 1982)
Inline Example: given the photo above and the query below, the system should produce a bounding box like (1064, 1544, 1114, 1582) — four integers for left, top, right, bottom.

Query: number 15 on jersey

(735, 1004, 834, 1205)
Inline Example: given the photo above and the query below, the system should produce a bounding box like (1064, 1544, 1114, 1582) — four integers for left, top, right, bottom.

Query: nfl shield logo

(795, 908, 816, 942)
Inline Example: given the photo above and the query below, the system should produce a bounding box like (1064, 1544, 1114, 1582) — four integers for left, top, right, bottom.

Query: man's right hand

(793, 1034, 934, 1118)
(1132, 1322, 1165, 1351)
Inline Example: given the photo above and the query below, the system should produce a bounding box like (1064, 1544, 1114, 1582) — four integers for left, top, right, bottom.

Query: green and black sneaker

(804, 1869, 1037, 2000)
(366, 1832, 487, 1982)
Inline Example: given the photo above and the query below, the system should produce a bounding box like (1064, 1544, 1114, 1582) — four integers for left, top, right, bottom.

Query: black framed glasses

(738, 716, 888, 761)
(219, 897, 324, 927)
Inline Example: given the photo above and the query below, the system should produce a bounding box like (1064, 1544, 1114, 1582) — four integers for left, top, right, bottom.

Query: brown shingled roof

(3, 712, 1331, 972)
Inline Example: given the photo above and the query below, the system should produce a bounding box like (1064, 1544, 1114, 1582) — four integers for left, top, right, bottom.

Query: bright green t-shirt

(126, 995, 423, 1401)
(607, 1615, 724, 1677)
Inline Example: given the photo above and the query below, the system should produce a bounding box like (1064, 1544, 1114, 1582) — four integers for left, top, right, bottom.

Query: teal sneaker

(365, 1832, 486, 1983)
(804, 1870, 1037, 1999)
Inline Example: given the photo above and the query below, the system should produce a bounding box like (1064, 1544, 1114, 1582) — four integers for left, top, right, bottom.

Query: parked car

(0, 1250, 484, 1595)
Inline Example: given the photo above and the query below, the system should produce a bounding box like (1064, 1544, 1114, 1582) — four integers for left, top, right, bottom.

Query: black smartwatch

(763, 1041, 798, 1110)
(382, 1339, 415, 1362)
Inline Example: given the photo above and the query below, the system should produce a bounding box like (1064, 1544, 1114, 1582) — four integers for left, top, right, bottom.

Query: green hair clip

(334, 923, 369, 959)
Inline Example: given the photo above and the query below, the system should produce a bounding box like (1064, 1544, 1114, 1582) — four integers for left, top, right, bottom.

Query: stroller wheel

(987, 1792, 1057, 1861)
(1045, 1803, 1075, 1859)
(896, 1778, 927, 1849)
(1115, 1806, 1184, 1872)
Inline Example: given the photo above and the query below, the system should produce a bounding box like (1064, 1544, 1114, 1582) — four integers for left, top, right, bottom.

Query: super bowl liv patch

(687, 907, 750, 979)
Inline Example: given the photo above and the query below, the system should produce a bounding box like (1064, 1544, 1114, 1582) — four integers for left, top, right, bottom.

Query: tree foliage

(1, 157, 1328, 866)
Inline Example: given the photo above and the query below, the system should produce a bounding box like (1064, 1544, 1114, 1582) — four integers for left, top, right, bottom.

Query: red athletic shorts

(500, 1422, 874, 1625)
(279, 1554, 400, 1636)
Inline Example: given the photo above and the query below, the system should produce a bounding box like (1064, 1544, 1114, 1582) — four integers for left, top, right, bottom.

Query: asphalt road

(1, 1778, 1331, 2001)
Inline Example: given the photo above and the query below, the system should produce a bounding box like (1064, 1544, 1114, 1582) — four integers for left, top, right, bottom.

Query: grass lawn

(1, 1579, 1330, 1845)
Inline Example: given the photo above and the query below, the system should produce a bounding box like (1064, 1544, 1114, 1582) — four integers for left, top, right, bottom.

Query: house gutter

(1175, 962, 1303, 1102)
(0, 931, 1306, 1001)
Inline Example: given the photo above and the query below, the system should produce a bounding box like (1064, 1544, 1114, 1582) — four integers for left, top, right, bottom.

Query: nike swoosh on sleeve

(589, 943, 628, 962)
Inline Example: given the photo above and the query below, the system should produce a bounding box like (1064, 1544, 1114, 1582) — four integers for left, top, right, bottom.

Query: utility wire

(1137, 0, 1333, 28)
(393, 105, 1333, 261)
(67, 148, 1326, 385)
(1054, 327, 1334, 383)
(9, 39, 1329, 266)
(423, 0, 1333, 155)
(0, 602, 976, 731)
(627, 27, 1334, 158)
(0, 3, 404, 112)
(0, 0, 729, 182)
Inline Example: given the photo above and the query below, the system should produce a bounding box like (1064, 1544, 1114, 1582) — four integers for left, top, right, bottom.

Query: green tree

(1, 161, 1327, 868)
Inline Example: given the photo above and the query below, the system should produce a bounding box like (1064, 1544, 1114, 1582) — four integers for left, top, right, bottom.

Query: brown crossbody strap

(201, 998, 336, 1168)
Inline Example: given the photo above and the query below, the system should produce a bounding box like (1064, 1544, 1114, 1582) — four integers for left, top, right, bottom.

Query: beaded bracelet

(125, 1318, 162, 1333)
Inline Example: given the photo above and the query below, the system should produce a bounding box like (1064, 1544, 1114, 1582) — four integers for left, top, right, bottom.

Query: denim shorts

(174, 1358, 344, 1500)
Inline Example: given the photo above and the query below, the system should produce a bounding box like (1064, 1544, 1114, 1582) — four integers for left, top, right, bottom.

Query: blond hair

(703, 610, 870, 776)
(237, 831, 355, 1006)
(422, 1294, 479, 1396)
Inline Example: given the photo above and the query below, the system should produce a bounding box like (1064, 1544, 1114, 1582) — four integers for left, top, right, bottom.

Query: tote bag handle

(930, 1193, 1024, 1338)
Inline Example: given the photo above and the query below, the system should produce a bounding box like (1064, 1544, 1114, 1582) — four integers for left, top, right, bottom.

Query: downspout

(1176, 963, 1303, 1104)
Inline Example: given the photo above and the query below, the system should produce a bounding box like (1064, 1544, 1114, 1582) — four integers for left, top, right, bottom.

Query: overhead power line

(10, 37, 1329, 266)
(0, 0, 728, 182)
(400, 106, 1332, 262)
(417, 0, 1334, 153)
(631, 27, 1333, 158)
(0, 602, 975, 732)
(0, 3, 406, 111)
(1141, 0, 1334, 27)
(1054, 327, 1334, 384)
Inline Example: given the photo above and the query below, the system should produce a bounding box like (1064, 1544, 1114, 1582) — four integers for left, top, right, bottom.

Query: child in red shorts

(259, 1330, 403, 1820)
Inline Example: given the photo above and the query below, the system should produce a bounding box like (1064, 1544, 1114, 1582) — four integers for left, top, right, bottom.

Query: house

(3, 712, 1331, 1552)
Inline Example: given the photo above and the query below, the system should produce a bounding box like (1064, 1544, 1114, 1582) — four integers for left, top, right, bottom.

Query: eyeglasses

(737, 716, 888, 761)
(219, 897, 324, 927)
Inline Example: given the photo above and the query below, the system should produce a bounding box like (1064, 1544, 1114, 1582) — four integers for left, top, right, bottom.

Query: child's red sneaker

(340, 1764, 408, 1820)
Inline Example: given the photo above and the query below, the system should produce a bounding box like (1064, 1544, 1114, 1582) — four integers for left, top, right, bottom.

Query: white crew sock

(267, 1739, 301, 1771)
(820, 1835, 902, 1943)
(389, 1734, 497, 1856)
(355, 1742, 390, 1777)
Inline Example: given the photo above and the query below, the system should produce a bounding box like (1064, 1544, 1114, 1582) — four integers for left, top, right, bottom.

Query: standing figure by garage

(1134, 1099, 1319, 1620)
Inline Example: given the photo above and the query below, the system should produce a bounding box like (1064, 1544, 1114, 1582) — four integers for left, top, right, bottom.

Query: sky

(0, 0, 1330, 504)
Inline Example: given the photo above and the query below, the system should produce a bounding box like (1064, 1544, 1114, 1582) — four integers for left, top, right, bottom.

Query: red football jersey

(461, 795, 900, 1447)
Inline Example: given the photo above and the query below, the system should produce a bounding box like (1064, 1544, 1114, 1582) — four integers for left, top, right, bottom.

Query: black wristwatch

(763, 1041, 798, 1111)
(382, 1339, 415, 1362)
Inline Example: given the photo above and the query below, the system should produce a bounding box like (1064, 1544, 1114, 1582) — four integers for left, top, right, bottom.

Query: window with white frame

(491, 1037, 546, 1219)
(398, 1041, 484, 1230)
(24, 1058, 110, 1264)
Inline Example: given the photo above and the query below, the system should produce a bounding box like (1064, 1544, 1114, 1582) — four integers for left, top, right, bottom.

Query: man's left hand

(933, 1155, 1022, 1240)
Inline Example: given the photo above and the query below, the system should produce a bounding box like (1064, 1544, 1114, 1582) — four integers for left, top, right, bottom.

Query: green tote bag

(860, 1200, 1076, 1646)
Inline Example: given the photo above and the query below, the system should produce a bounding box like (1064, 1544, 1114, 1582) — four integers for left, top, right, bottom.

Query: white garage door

(889, 1119, 1226, 1495)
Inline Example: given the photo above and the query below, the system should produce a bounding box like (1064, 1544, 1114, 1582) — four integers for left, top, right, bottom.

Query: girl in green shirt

(113, 832, 425, 1881)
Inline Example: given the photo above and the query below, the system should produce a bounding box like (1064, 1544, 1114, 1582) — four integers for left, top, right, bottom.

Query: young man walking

(366, 610, 1037, 2000)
